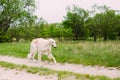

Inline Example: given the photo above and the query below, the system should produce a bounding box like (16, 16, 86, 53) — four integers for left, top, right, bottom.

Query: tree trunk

(94, 35, 97, 42)
(0, 18, 11, 42)
(104, 36, 107, 41)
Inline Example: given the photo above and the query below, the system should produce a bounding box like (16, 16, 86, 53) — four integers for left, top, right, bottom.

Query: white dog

(27, 38, 57, 63)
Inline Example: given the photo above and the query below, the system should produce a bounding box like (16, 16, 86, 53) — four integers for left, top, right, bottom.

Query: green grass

(0, 41, 120, 67)
(0, 61, 119, 80)
(0, 42, 29, 57)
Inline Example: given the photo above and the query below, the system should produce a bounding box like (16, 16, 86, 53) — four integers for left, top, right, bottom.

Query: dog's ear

(47, 39, 52, 46)
(48, 39, 52, 44)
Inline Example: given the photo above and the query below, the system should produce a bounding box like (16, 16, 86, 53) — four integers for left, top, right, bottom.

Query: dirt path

(0, 55, 120, 79)
(0, 67, 58, 80)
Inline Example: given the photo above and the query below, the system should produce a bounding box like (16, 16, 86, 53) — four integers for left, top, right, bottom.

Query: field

(0, 41, 120, 80)
(0, 41, 120, 67)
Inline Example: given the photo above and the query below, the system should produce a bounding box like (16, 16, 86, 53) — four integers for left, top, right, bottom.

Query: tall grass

(53, 41, 120, 67)
(0, 41, 120, 67)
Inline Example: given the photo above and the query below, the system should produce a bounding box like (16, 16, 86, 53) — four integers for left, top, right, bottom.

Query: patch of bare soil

(0, 55, 120, 79)
(0, 67, 58, 80)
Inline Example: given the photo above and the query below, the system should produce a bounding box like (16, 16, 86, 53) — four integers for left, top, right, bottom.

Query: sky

(34, 0, 120, 23)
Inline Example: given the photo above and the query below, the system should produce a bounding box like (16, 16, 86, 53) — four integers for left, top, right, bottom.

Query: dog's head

(49, 39, 57, 48)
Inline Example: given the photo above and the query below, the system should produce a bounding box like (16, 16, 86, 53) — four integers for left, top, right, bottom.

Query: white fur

(27, 38, 57, 63)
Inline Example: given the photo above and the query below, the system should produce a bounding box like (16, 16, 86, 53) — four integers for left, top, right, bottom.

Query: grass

(0, 41, 120, 67)
(0, 61, 120, 80)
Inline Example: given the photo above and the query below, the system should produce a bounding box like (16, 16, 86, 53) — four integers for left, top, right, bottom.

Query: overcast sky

(34, 0, 120, 23)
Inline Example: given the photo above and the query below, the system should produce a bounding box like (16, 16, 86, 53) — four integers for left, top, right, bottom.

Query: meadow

(0, 41, 120, 67)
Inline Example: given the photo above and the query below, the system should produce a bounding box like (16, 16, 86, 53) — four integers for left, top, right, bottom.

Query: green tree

(92, 5, 117, 41)
(7, 27, 23, 42)
(6, 17, 47, 41)
(85, 17, 100, 41)
(49, 23, 73, 41)
(62, 5, 89, 40)
(0, 0, 35, 42)
(116, 14, 120, 40)
(21, 18, 47, 40)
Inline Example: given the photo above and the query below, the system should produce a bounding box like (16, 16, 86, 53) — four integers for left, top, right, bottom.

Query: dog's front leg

(38, 52, 42, 62)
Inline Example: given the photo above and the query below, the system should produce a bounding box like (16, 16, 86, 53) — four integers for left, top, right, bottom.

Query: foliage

(94, 10, 117, 40)
(63, 5, 89, 40)
(87, 5, 120, 41)
(48, 23, 73, 41)
(0, 0, 35, 42)
(0, 3, 120, 42)
(85, 17, 100, 41)
(116, 14, 120, 40)
(6, 21, 73, 41)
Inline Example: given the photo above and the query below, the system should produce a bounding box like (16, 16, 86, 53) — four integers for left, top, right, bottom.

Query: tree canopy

(63, 6, 89, 40)
(0, 0, 35, 42)
(0, 2, 120, 42)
